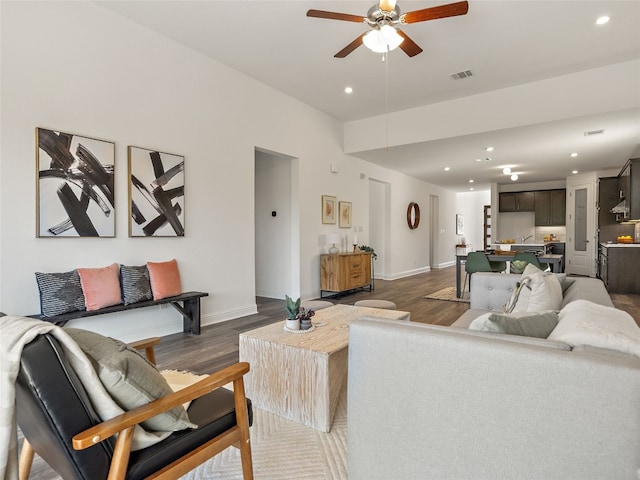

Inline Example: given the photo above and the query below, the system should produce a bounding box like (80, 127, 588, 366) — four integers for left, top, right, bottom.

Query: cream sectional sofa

(347, 272, 640, 480)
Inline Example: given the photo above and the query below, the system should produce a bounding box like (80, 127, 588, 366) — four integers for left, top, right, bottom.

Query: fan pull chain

(384, 48, 389, 151)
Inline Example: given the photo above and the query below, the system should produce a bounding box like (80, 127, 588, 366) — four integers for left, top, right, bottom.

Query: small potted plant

(284, 295, 301, 330)
(358, 245, 377, 259)
(284, 296, 316, 331)
(297, 307, 315, 331)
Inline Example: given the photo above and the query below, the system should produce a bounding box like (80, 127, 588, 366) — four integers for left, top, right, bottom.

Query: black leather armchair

(16, 334, 253, 480)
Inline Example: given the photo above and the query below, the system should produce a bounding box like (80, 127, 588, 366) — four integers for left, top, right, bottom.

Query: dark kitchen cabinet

(597, 177, 635, 243)
(599, 244, 640, 294)
(550, 190, 566, 225)
(499, 192, 534, 212)
(535, 189, 566, 226)
(617, 158, 640, 220)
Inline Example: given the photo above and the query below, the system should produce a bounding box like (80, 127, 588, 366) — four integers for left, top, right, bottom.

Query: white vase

(285, 319, 300, 331)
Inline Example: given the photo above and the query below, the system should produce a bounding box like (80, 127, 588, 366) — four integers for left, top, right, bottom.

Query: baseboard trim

(202, 305, 258, 326)
(430, 260, 455, 269)
(382, 266, 431, 281)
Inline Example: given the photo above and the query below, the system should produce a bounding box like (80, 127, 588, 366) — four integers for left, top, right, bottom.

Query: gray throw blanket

(0, 316, 170, 480)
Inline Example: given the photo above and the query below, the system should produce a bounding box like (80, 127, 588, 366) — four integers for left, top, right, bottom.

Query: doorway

(430, 195, 439, 268)
(254, 149, 298, 298)
(369, 179, 389, 279)
(566, 173, 596, 276)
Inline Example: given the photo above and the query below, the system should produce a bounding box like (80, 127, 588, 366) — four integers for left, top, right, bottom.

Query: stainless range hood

(611, 199, 628, 214)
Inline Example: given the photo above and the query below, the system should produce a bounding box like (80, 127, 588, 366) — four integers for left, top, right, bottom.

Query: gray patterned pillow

(120, 265, 153, 305)
(35, 270, 86, 317)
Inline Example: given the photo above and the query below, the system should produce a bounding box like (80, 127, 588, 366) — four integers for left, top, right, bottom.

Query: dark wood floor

(153, 266, 640, 375)
(19, 265, 640, 479)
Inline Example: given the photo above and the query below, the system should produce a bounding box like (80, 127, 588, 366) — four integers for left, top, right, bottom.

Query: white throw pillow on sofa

(509, 264, 562, 313)
(548, 299, 640, 357)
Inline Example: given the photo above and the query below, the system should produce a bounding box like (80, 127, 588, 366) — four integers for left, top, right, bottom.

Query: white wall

(0, 1, 458, 341)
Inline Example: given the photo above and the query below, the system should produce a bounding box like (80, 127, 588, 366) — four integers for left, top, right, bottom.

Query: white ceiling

(97, 0, 640, 191)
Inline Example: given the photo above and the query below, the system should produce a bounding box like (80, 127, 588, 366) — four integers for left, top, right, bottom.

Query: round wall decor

(407, 202, 420, 229)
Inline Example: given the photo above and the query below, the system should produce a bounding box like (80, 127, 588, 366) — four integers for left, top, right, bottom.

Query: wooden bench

(29, 291, 209, 335)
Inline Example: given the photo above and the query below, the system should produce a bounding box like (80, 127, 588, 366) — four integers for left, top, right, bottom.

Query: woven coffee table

(239, 304, 410, 432)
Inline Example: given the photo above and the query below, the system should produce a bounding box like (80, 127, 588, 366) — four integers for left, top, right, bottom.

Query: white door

(566, 174, 596, 276)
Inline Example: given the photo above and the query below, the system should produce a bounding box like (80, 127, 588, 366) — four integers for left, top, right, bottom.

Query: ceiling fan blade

(396, 29, 423, 57)
(402, 1, 469, 24)
(334, 34, 365, 58)
(306, 9, 365, 23)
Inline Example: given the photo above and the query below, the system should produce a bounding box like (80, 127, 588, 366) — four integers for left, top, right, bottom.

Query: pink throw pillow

(77, 263, 122, 311)
(147, 259, 182, 301)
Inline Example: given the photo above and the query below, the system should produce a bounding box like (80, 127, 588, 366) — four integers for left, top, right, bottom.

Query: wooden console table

(320, 252, 372, 298)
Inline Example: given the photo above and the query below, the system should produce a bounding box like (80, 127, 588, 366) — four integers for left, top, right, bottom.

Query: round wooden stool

(354, 300, 397, 310)
(301, 300, 334, 311)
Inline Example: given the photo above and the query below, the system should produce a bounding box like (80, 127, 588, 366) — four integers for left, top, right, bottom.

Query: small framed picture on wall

(339, 201, 352, 228)
(456, 214, 464, 235)
(322, 195, 336, 224)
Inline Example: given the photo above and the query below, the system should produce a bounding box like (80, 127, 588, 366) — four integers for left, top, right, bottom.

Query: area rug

(182, 388, 348, 479)
(23, 376, 348, 480)
(423, 286, 470, 303)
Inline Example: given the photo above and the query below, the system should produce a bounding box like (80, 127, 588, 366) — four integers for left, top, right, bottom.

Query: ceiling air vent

(584, 129, 605, 137)
(450, 70, 473, 80)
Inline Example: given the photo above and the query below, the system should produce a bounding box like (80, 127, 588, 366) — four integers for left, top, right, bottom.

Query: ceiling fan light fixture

(363, 25, 404, 53)
(379, 0, 397, 12)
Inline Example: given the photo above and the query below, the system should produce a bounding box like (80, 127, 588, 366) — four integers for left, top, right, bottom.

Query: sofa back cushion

(561, 277, 613, 308)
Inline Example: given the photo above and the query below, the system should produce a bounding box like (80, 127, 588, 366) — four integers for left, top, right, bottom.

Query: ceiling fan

(307, 0, 469, 58)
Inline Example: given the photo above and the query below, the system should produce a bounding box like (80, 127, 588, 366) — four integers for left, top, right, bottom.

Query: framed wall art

(36, 127, 115, 237)
(339, 201, 352, 228)
(322, 195, 336, 224)
(128, 146, 185, 237)
(456, 214, 464, 235)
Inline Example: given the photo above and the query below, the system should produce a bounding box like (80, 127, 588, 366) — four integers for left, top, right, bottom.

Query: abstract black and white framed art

(36, 128, 115, 237)
(128, 146, 185, 237)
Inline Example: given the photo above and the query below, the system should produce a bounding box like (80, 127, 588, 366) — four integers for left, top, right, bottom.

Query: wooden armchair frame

(19, 337, 253, 480)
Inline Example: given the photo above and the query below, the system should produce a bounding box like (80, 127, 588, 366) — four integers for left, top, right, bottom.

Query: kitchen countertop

(601, 242, 640, 248)
(493, 243, 547, 247)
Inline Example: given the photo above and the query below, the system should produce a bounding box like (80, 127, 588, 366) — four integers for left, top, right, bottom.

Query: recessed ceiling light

(470, 187, 474, 191)
(596, 16, 610, 25)
(572, 170, 579, 174)
(344, 86, 353, 94)
(511, 174, 519, 181)
(485, 147, 494, 152)
(444, 167, 450, 171)
(503, 167, 511, 175)
(570, 152, 578, 157)
(469, 179, 474, 183)
(475, 158, 482, 162)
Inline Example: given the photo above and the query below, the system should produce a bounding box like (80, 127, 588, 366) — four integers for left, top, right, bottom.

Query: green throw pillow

(65, 328, 196, 432)
(469, 311, 560, 338)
